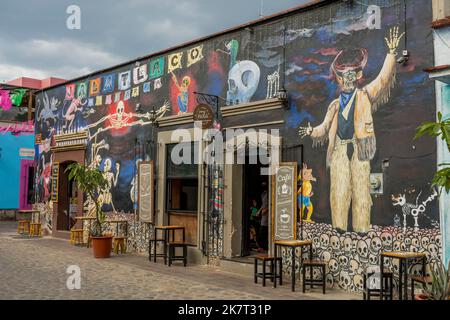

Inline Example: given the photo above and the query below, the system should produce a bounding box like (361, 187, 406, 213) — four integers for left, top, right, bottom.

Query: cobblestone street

(0, 222, 360, 300)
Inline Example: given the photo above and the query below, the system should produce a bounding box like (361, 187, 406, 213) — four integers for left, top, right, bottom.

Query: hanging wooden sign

(272, 162, 297, 241)
(193, 104, 214, 129)
(51, 162, 59, 203)
(138, 161, 154, 223)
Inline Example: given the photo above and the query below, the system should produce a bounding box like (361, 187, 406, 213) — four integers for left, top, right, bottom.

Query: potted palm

(65, 163, 113, 258)
(416, 261, 450, 300)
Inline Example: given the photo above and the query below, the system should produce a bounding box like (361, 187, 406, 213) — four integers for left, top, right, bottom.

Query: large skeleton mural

(34, 0, 439, 291)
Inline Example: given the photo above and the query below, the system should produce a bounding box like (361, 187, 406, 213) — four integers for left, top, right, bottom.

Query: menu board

(51, 162, 59, 203)
(272, 162, 297, 241)
(138, 161, 154, 223)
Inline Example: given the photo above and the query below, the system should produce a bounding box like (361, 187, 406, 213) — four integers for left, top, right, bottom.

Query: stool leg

(168, 246, 172, 267)
(262, 260, 266, 287)
(411, 279, 415, 300)
(302, 265, 306, 293)
(123, 240, 127, 254)
(254, 259, 257, 284)
(183, 245, 187, 267)
(270, 260, 274, 283)
(279, 259, 283, 285)
(322, 266, 326, 294)
(273, 260, 277, 288)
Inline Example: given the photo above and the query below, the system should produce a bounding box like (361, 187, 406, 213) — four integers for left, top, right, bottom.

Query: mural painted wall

(0, 132, 35, 209)
(35, 0, 440, 290)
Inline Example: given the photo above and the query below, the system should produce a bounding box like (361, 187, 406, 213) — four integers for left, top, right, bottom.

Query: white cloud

(0, 37, 124, 81)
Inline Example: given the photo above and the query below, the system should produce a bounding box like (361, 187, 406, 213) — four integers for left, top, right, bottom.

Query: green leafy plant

(414, 112, 450, 193)
(65, 163, 108, 236)
(421, 261, 450, 300)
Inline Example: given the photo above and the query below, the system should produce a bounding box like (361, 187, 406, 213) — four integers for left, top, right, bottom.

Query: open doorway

(56, 161, 78, 231)
(241, 159, 269, 257)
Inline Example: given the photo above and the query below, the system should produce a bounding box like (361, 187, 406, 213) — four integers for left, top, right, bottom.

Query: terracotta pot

(91, 235, 113, 258)
(414, 294, 429, 300)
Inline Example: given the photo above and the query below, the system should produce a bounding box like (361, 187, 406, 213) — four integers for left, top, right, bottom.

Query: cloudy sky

(0, 0, 308, 83)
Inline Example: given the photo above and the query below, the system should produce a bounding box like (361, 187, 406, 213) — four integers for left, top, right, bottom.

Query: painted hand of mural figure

(385, 26, 404, 55)
(297, 27, 401, 234)
(298, 122, 313, 138)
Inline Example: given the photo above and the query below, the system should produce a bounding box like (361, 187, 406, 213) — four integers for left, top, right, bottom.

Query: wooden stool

(302, 260, 326, 294)
(149, 238, 166, 262)
(168, 241, 188, 267)
(17, 220, 30, 235)
(113, 236, 127, 254)
(254, 254, 282, 287)
(411, 275, 432, 300)
(363, 269, 393, 300)
(29, 223, 42, 237)
(70, 229, 84, 245)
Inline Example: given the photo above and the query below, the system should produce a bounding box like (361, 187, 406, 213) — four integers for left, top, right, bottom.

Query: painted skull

(320, 234, 330, 249)
(381, 232, 393, 249)
(421, 236, 430, 248)
(369, 253, 379, 266)
(339, 271, 351, 289)
(326, 274, 334, 288)
(330, 235, 340, 253)
(116, 101, 125, 121)
(357, 240, 369, 260)
(353, 274, 364, 291)
(338, 255, 349, 270)
(321, 250, 331, 262)
(349, 259, 360, 275)
(370, 237, 382, 254)
(329, 258, 339, 275)
(343, 237, 353, 253)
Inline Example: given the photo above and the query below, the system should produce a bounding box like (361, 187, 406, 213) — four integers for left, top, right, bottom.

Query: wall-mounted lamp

(397, 50, 409, 65)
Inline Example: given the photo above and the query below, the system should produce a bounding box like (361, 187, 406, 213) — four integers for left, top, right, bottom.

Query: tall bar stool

(70, 228, 84, 245)
(363, 266, 393, 300)
(17, 220, 31, 235)
(254, 254, 282, 287)
(302, 259, 327, 294)
(168, 241, 188, 266)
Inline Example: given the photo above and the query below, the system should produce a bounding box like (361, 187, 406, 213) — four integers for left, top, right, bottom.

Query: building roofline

(39, 0, 336, 92)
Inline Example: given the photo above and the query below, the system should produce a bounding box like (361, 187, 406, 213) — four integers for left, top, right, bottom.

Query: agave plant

(65, 163, 108, 236)
(421, 261, 450, 300)
(414, 111, 450, 193)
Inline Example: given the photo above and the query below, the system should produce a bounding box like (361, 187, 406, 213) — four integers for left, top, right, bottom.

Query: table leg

(380, 256, 384, 300)
(291, 247, 295, 292)
(164, 230, 168, 265)
(398, 259, 403, 300)
(183, 228, 185, 242)
(153, 229, 157, 263)
(404, 259, 408, 300)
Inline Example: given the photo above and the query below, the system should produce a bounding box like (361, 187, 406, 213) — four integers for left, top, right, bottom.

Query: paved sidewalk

(0, 221, 360, 300)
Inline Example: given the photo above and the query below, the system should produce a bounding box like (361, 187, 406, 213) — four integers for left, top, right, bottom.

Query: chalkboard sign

(138, 161, 154, 223)
(272, 162, 297, 241)
(51, 162, 59, 203)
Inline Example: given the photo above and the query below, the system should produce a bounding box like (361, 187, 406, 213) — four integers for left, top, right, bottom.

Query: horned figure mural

(299, 27, 404, 234)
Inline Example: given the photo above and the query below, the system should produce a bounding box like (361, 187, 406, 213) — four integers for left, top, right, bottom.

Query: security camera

(397, 50, 409, 64)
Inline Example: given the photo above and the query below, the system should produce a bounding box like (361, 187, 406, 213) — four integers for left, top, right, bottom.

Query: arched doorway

(56, 161, 77, 231)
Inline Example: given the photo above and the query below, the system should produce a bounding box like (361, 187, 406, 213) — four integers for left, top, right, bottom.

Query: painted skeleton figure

(86, 100, 170, 141)
(299, 27, 404, 233)
(100, 158, 120, 212)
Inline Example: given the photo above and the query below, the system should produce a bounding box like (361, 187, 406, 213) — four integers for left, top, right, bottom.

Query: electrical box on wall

(369, 173, 383, 194)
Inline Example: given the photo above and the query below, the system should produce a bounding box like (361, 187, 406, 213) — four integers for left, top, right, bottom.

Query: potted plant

(414, 111, 450, 194)
(416, 261, 450, 300)
(65, 163, 112, 258)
